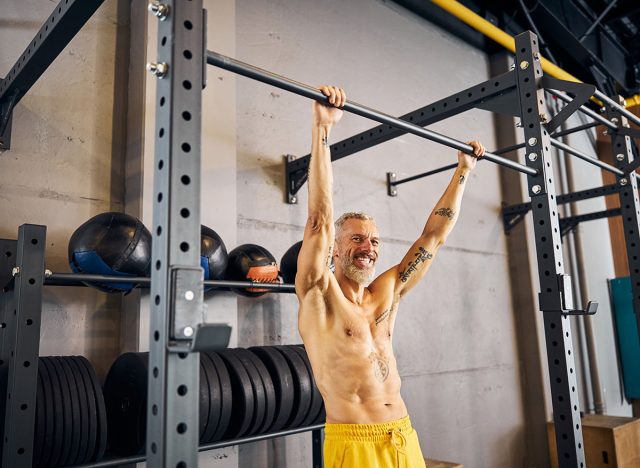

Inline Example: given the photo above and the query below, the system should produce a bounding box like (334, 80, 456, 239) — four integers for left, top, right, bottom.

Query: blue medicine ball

(68, 212, 152, 293)
(201, 225, 228, 281)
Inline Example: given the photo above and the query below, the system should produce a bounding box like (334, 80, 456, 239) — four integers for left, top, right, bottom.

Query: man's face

(334, 218, 380, 285)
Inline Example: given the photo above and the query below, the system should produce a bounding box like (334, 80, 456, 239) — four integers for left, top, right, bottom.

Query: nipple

(346, 329, 354, 337)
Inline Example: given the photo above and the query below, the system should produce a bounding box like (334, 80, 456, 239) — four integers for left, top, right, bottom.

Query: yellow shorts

(323, 415, 426, 468)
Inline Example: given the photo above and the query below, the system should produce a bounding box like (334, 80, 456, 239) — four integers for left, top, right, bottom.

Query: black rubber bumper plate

(217, 349, 255, 439)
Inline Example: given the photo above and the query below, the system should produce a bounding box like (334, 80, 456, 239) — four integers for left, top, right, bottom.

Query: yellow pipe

(431, 0, 639, 108)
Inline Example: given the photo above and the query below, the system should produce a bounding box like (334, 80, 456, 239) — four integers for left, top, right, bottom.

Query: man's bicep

(295, 221, 333, 291)
(374, 234, 440, 297)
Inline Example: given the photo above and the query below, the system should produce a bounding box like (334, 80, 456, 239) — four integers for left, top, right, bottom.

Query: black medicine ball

(280, 240, 302, 284)
(227, 244, 279, 297)
(68, 212, 151, 293)
(200, 225, 228, 280)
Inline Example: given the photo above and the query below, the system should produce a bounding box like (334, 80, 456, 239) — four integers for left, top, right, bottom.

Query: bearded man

(295, 85, 484, 467)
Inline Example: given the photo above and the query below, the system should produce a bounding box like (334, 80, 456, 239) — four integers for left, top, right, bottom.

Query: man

(296, 85, 485, 467)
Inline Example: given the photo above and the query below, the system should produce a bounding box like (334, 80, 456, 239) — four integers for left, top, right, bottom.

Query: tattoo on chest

(459, 174, 466, 185)
(375, 309, 391, 326)
(369, 352, 390, 382)
(435, 207, 455, 220)
(399, 246, 433, 283)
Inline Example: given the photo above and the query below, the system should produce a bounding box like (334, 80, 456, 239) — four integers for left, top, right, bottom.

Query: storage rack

(0, 1, 324, 467)
(0, 1, 639, 467)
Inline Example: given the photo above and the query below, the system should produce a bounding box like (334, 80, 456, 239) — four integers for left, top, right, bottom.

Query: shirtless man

(296, 85, 484, 467)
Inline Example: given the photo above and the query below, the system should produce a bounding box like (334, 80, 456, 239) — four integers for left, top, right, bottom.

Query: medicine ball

(280, 240, 302, 284)
(201, 225, 228, 280)
(68, 212, 151, 293)
(227, 244, 279, 297)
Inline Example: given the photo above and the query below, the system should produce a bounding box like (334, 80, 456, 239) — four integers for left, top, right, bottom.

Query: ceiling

(395, 0, 640, 98)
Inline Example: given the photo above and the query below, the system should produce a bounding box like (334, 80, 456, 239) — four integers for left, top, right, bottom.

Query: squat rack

(0, 2, 639, 468)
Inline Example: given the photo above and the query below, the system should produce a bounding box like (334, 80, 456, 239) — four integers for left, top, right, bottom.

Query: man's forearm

(422, 165, 471, 242)
(308, 124, 333, 214)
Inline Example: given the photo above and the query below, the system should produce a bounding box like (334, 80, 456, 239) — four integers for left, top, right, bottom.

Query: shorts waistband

(324, 415, 413, 442)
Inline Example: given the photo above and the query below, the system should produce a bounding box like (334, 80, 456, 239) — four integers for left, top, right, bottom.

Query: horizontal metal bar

(594, 90, 640, 128)
(206, 50, 537, 176)
(546, 89, 616, 129)
(44, 273, 296, 292)
(0, 0, 105, 105)
(550, 138, 624, 175)
(76, 424, 325, 468)
(551, 121, 600, 138)
(503, 183, 621, 216)
(391, 163, 458, 186)
(393, 121, 604, 188)
(560, 208, 622, 235)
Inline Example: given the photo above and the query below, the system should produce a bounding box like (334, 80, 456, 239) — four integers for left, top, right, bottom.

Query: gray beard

(342, 257, 375, 285)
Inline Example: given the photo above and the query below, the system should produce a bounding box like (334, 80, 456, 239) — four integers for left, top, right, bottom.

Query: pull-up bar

(206, 51, 538, 177)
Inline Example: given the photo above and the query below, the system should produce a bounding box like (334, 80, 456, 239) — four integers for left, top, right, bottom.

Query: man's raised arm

(295, 86, 345, 295)
(371, 141, 485, 298)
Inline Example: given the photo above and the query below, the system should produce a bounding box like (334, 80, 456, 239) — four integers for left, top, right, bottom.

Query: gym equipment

(248, 346, 295, 432)
(68, 212, 152, 293)
(32, 356, 106, 468)
(206, 351, 233, 442)
(274, 346, 312, 429)
(280, 241, 302, 284)
(226, 244, 279, 297)
(217, 349, 255, 438)
(291, 345, 324, 427)
(200, 225, 228, 281)
(233, 348, 267, 436)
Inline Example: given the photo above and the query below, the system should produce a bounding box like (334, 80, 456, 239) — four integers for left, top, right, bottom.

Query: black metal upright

(146, 1, 205, 467)
(514, 32, 585, 466)
(609, 102, 640, 342)
(0, 225, 46, 467)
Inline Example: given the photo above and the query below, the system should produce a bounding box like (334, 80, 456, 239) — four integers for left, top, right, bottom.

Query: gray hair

(334, 212, 376, 238)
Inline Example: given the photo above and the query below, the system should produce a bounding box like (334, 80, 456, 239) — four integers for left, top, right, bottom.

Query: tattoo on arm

(375, 309, 391, 326)
(398, 246, 433, 282)
(459, 174, 466, 185)
(322, 135, 329, 148)
(435, 207, 455, 220)
(369, 352, 390, 382)
(326, 246, 333, 267)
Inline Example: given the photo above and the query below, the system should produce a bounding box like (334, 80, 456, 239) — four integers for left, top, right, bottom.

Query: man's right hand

(313, 85, 346, 127)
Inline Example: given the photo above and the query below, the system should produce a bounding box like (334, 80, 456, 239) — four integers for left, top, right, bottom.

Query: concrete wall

(0, 0, 123, 378)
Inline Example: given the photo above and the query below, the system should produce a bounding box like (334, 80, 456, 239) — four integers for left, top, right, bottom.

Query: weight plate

(199, 351, 219, 445)
(47, 356, 74, 467)
(217, 349, 254, 439)
(78, 355, 108, 461)
(58, 356, 84, 466)
(103, 352, 148, 456)
(274, 346, 312, 429)
(37, 357, 55, 468)
(242, 348, 276, 434)
(69, 355, 96, 465)
(207, 351, 232, 442)
(41, 357, 65, 467)
(248, 346, 294, 432)
(289, 346, 323, 427)
(233, 348, 266, 436)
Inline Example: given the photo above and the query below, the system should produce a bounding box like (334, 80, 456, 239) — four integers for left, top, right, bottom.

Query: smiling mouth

(352, 254, 375, 269)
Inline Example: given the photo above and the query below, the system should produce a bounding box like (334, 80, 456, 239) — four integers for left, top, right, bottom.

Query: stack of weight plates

(103, 345, 325, 456)
(33, 356, 107, 468)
